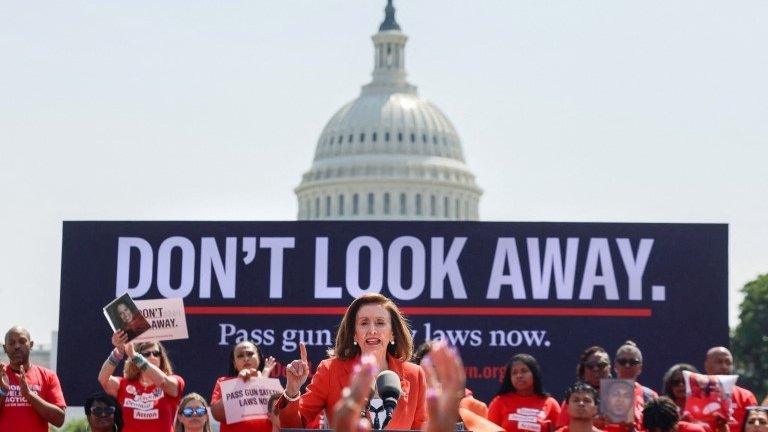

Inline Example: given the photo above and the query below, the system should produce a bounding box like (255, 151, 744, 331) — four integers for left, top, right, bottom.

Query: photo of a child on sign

(683, 371, 738, 428)
(600, 379, 635, 423)
(103, 293, 151, 341)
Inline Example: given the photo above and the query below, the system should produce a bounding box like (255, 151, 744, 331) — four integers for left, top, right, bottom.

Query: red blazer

(278, 355, 428, 430)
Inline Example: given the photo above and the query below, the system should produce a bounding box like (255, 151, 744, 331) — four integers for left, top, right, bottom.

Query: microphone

(375, 370, 401, 429)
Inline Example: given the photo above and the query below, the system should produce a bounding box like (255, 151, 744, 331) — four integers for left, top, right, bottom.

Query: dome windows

(367, 193, 375, 215)
(383, 193, 391, 214)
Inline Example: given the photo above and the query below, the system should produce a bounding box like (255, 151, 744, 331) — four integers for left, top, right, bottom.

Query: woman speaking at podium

(277, 293, 427, 430)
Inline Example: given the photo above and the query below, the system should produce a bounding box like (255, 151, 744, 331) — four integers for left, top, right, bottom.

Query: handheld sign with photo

(600, 379, 635, 424)
(102, 293, 151, 342)
(219, 377, 284, 425)
(132, 298, 189, 343)
(683, 371, 738, 426)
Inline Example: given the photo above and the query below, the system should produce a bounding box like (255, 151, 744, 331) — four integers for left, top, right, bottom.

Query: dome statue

(296, 0, 482, 220)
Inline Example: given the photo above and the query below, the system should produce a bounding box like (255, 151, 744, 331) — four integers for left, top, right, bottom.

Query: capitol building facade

(295, 1, 482, 221)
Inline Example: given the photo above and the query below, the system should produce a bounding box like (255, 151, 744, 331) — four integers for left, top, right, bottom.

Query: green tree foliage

(731, 273, 768, 402)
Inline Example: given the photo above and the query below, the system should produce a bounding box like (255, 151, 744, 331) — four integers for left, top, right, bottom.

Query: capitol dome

(296, 0, 482, 220)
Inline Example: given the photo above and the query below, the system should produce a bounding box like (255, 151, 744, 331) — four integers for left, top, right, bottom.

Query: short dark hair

(643, 396, 679, 432)
(565, 381, 599, 405)
(496, 354, 549, 397)
(411, 341, 433, 365)
(85, 392, 124, 431)
(577, 346, 609, 379)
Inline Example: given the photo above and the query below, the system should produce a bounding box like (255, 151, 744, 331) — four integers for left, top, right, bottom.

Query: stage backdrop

(58, 221, 728, 405)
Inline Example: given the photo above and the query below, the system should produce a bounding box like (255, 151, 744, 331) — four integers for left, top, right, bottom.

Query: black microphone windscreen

(375, 370, 402, 403)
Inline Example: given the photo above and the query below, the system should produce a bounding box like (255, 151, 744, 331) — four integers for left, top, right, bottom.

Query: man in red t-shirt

(643, 396, 707, 432)
(0, 326, 66, 431)
(703, 347, 758, 432)
(556, 382, 603, 432)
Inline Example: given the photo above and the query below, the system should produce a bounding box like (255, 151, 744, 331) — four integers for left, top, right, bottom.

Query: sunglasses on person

(584, 361, 609, 370)
(141, 350, 162, 358)
(181, 406, 208, 418)
(616, 358, 641, 367)
(90, 406, 116, 417)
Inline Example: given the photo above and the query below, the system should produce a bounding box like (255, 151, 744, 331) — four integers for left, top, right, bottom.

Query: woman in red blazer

(278, 293, 427, 430)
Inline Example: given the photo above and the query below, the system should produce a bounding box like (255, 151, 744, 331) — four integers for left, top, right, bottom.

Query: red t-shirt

(488, 393, 561, 432)
(556, 426, 604, 432)
(729, 386, 757, 432)
(117, 375, 185, 432)
(0, 364, 66, 432)
(557, 383, 652, 432)
(211, 376, 273, 432)
(678, 421, 709, 432)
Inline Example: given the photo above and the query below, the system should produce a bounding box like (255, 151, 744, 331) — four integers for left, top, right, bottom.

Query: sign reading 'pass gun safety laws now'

(219, 377, 283, 424)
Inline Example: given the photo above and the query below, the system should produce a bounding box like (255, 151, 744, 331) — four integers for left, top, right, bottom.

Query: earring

(353, 341, 358, 346)
(390, 340, 395, 345)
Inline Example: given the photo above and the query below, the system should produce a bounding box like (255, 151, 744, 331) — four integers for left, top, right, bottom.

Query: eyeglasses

(90, 406, 116, 417)
(141, 350, 162, 358)
(584, 361, 609, 370)
(181, 407, 208, 418)
(616, 358, 641, 367)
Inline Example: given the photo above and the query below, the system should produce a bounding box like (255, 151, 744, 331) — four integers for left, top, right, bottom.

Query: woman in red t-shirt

(210, 340, 277, 432)
(98, 331, 185, 432)
(488, 354, 561, 432)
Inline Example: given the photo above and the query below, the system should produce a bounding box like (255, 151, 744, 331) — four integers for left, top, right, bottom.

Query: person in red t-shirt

(488, 353, 560, 432)
(98, 330, 185, 432)
(643, 396, 707, 432)
(704, 347, 758, 432)
(210, 340, 277, 432)
(0, 326, 66, 431)
(557, 346, 612, 430)
(556, 382, 603, 432)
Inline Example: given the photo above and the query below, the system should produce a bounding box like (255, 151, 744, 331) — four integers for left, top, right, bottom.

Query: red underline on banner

(185, 306, 651, 317)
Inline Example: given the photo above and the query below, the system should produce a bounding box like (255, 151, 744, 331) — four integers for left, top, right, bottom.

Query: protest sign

(219, 377, 284, 424)
(133, 298, 189, 343)
(102, 293, 151, 342)
(600, 379, 635, 423)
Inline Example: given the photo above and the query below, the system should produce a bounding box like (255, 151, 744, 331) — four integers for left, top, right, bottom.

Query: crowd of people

(1, 293, 766, 432)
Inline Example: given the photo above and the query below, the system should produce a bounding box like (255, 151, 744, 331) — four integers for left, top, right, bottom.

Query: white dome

(296, 1, 481, 221)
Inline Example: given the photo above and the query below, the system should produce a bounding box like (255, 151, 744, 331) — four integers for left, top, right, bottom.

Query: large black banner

(58, 221, 728, 406)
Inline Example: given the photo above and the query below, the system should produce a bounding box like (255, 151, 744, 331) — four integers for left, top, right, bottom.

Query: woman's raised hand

(124, 342, 136, 358)
(332, 355, 378, 432)
(422, 340, 467, 432)
(111, 330, 128, 353)
(285, 343, 310, 397)
(262, 356, 277, 377)
(238, 368, 262, 381)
